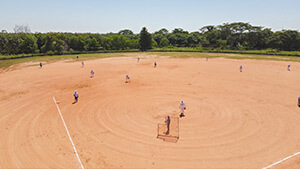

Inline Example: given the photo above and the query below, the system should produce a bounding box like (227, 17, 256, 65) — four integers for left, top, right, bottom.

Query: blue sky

(0, 0, 299, 33)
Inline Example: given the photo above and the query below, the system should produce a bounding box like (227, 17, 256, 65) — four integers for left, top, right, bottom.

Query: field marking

(53, 96, 84, 169)
(262, 152, 300, 169)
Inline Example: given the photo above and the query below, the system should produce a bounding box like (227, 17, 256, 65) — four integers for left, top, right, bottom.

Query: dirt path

(0, 55, 300, 168)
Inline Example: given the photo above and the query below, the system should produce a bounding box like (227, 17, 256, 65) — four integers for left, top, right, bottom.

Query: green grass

(150, 47, 300, 57)
(1, 51, 300, 69)
(149, 52, 300, 62)
(0, 53, 130, 68)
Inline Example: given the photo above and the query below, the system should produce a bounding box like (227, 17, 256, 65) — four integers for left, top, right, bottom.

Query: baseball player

(154, 61, 157, 68)
(179, 100, 186, 118)
(165, 116, 170, 135)
(206, 56, 208, 61)
(76, 56, 79, 60)
(137, 57, 140, 62)
(81, 61, 84, 68)
(73, 91, 79, 103)
(125, 74, 130, 83)
(240, 65, 243, 72)
(90, 70, 94, 78)
(39, 62, 42, 68)
(287, 64, 291, 71)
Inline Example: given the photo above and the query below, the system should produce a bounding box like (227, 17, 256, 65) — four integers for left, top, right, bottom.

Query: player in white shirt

(179, 100, 186, 117)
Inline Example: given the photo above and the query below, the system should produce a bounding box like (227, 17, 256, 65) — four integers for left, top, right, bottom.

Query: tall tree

(139, 27, 152, 51)
(19, 34, 37, 54)
(86, 37, 100, 51)
(118, 29, 134, 35)
(14, 24, 31, 33)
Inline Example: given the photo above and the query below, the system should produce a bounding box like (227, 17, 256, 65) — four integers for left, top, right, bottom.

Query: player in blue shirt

(90, 70, 94, 78)
(73, 91, 79, 103)
(125, 74, 130, 83)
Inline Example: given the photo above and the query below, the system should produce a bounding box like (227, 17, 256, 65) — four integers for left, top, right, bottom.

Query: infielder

(90, 70, 95, 78)
(81, 61, 84, 68)
(154, 61, 157, 68)
(73, 91, 79, 103)
(125, 74, 130, 83)
(287, 64, 291, 71)
(39, 62, 42, 68)
(206, 56, 208, 61)
(240, 65, 243, 72)
(179, 100, 186, 118)
(137, 57, 140, 62)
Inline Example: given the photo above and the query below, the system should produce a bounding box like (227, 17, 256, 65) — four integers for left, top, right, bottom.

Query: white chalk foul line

(263, 152, 300, 169)
(53, 96, 84, 169)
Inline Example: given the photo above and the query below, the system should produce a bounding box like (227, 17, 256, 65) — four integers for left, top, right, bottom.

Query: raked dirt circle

(0, 53, 300, 168)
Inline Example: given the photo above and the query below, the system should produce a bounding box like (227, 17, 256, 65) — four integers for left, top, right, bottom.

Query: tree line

(1, 22, 300, 55)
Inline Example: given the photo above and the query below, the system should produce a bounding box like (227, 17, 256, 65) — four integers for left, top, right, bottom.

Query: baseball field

(0, 52, 300, 168)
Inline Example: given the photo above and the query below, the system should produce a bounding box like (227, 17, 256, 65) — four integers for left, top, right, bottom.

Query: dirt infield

(0, 53, 300, 168)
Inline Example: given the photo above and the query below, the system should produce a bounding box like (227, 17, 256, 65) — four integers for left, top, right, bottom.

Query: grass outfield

(0, 53, 127, 68)
(1, 52, 300, 68)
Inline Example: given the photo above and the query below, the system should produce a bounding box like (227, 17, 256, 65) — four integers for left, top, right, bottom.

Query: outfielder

(179, 100, 186, 118)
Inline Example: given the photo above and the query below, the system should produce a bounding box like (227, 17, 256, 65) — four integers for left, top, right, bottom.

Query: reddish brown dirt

(0, 54, 300, 168)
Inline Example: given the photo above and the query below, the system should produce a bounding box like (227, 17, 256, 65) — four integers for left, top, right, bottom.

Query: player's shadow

(72, 101, 78, 104)
(157, 135, 179, 143)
